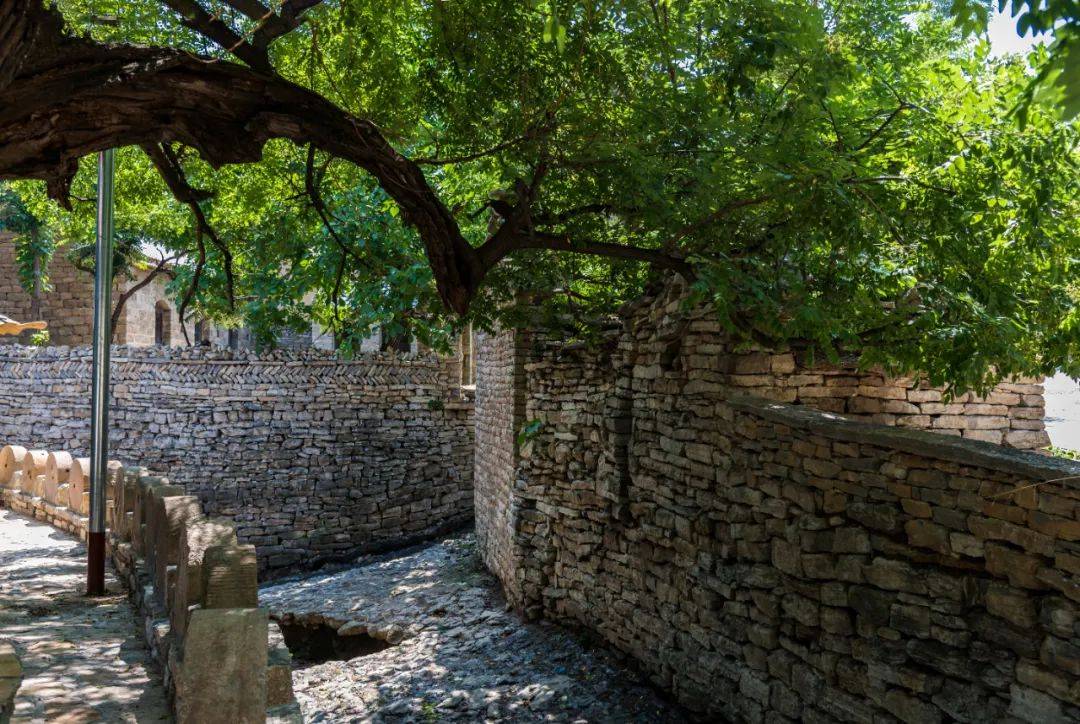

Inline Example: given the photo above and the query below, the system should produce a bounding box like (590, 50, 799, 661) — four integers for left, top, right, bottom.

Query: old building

(0, 234, 184, 347)
(0, 234, 336, 349)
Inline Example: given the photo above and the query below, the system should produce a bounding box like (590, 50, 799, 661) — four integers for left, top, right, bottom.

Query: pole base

(86, 531, 106, 596)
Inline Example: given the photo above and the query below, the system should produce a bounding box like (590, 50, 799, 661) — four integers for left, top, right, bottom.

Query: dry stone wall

(473, 328, 531, 594)
(0, 345, 474, 577)
(0, 237, 95, 346)
(474, 284, 1080, 723)
(723, 353, 1049, 449)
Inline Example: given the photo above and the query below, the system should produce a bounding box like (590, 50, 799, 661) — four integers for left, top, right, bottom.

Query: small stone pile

(0, 444, 300, 723)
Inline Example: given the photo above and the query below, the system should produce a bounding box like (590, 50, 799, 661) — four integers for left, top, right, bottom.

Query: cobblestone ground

(0, 508, 170, 722)
(260, 533, 688, 723)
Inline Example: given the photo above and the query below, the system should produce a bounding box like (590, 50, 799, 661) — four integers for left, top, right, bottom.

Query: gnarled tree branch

(0, 0, 482, 313)
(143, 143, 236, 308)
(159, 0, 273, 73)
(0, 0, 702, 316)
(482, 230, 695, 280)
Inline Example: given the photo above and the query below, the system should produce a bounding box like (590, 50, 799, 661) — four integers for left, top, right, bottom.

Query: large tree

(0, 0, 1077, 389)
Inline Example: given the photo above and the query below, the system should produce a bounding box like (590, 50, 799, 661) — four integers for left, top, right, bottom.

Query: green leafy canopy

(2, 0, 1077, 393)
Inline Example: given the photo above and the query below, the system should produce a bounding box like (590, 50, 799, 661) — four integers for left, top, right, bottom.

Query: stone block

(864, 558, 927, 594)
(985, 583, 1038, 628)
(849, 501, 903, 534)
(1040, 635, 1080, 677)
(202, 544, 259, 609)
(134, 476, 172, 557)
(0, 640, 22, 720)
(906, 519, 950, 555)
(1029, 512, 1080, 542)
(115, 466, 145, 541)
(152, 494, 201, 607)
(885, 688, 942, 724)
(1005, 430, 1051, 449)
(949, 532, 984, 558)
(1008, 683, 1067, 723)
(144, 482, 185, 573)
(267, 623, 296, 708)
(968, 515, 1054, 556)
(173, 518, 237, 642)
(176, 608, 268, 724)
(963, 429, 1004, 444)
(985, 543, 1046, 590)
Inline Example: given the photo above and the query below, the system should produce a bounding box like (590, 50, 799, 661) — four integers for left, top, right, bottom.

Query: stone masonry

(0, 234, 183, 347)
(474, 281, 1080, 722)
(473, 327, 530, 591)
(722, 353, 1049, 449)
(0, 445, 301, 722)
(0, 345, 474, 577)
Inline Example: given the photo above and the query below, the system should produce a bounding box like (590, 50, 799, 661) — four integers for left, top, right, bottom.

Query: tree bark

(0, 1, 694, 316)
(0, 1, 483, 313)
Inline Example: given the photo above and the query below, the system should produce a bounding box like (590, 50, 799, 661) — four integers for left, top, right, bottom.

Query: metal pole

(87, 148, 115, 596)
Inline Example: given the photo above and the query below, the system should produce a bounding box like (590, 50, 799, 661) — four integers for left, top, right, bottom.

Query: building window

(154, 301, 171, 346)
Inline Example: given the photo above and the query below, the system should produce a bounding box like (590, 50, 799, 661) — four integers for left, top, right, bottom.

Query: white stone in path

(0, 508, 169, 722)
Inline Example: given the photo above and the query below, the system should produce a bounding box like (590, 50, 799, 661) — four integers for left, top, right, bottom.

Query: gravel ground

(1045, 373, 1080, 451)
(260, 533, 689, 723)
(0, 508, 170, 723)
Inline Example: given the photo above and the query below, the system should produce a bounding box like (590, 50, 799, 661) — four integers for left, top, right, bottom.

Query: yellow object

(0, 315, 47, 336)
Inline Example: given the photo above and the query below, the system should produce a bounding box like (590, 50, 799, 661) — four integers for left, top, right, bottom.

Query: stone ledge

(0, 640, 21, 721)
(728, 393, 1080, 483)
(1, 460, 299, 723)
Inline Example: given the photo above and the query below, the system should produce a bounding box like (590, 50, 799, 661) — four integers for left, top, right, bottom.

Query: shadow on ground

(261, 532, 692, 723)
(0, 508, 170, 722)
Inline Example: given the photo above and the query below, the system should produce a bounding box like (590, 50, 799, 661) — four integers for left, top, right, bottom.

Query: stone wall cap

(728, 393, 1080, 483)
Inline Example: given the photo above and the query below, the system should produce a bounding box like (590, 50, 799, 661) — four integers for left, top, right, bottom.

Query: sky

(987, 6, 1048, 58)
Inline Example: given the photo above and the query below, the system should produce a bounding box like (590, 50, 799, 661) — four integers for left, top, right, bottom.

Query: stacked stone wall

(0, 237, 95, 346)
(0, 345, 474, 577)
(474, 285, 1080, 722)
(473, 329, 531, 596)
(724, 353, 1048, 448)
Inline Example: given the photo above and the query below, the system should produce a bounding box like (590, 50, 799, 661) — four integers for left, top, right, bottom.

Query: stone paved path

(261, 533, 688, 723)
(0, 508, 170, 722)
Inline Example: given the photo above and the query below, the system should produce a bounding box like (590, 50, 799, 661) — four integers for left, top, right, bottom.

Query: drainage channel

(278, 621, 394, 664)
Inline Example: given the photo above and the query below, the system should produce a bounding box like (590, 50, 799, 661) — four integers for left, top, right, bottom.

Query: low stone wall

(474, 287, 1080, 722)
(618, 283, 1049, 449)
(723, 353, 1048, 448)
(0, 445, 300, 723)
(0, 345, 474, 577)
